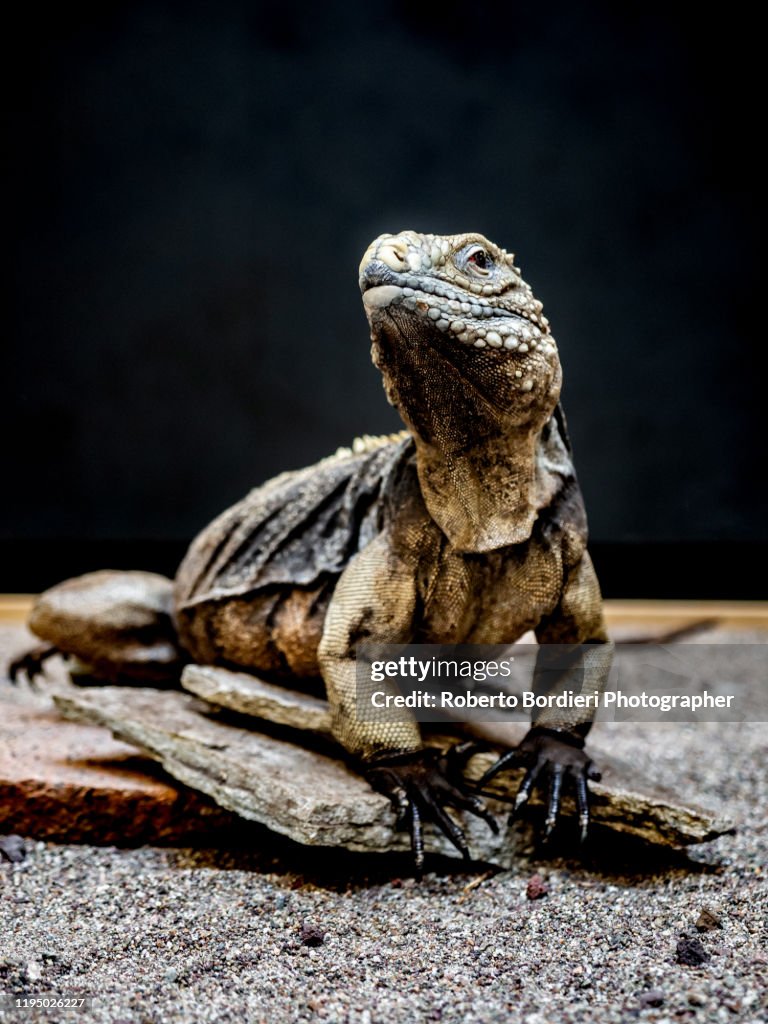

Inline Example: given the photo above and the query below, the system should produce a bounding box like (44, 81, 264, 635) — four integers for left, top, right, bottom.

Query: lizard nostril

(378, 241, 409, 270)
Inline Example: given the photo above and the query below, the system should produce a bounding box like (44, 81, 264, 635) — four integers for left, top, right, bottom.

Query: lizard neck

(412, 416, 568, 552)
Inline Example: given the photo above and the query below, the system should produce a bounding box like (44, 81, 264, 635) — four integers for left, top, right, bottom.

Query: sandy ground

(0, 628, 766, 1023)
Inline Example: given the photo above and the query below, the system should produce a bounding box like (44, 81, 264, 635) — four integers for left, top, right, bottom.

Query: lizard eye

(465, 245, 492, 276)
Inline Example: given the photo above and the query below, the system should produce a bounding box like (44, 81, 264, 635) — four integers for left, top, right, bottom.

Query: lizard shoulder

(174, 432, 414, 609)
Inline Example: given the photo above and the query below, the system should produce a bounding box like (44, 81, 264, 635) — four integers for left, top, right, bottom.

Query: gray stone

(52, 669, 733, 862)
(467, 746, 732, 847)
(53, 685, 515, 863)
(181, 664, 732, 847)
(182, 664, 332, 734)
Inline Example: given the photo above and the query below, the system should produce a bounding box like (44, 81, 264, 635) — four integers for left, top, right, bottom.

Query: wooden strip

(5, 594, 767, 628)
(0, 596, 35, 623)
(603, 599, 768, 629)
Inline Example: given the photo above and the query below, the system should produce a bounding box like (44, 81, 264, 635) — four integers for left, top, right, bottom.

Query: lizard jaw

(362, 272, 554, 357)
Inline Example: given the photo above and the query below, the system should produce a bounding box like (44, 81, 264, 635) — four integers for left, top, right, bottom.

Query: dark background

(3, 2, 765, 596)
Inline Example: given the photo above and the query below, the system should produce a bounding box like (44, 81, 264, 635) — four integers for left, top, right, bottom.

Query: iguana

(10, 231, 613, 873)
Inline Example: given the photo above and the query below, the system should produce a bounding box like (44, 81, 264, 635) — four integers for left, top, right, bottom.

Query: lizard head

(358, 231, 571, 551)
(359, 231, 562, 436)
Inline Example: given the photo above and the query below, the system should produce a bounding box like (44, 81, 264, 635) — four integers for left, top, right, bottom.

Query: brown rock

(695, 907, 723, 932)
(687, 989, 708, 1006)
(0, 678, 236, 845)
(526, 874, 549, 900)
(0, 624, 738, 859)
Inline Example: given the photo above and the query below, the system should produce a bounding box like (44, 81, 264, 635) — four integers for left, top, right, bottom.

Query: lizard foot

(8, 644, 64, 685)
(478, 727, 601, 843)
(364, 743, 499, 879)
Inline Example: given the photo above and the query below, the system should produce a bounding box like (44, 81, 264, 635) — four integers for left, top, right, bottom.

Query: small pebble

(695, 907, 722, 932)
(26, 961, 42, 982)
(0, 835, 26, 863)
(299, 922, 326, 947)
(638, 988, 665, 1008)
(676, 936, 710, 966)
(687, 989, 708, 1006)
(526, 874, 549, 901)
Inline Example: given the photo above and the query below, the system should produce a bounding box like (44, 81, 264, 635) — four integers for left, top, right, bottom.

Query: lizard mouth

(362, 270, 552, 355)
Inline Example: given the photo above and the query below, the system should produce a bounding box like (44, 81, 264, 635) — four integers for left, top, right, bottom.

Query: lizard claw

(7, 645, 62, 685)
(364, 745, 499, 878)
(479, 727, 600, 843)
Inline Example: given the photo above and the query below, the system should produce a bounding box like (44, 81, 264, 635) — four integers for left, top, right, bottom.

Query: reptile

(10, 231, 613, 874)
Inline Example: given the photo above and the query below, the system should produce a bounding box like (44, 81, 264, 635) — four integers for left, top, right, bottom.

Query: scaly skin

(11, 232, 612, 873)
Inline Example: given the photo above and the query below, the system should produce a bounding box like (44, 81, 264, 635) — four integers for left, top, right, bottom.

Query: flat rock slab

(53, 685, 515, 864)
(54, 675, 733, 865)
(181, 664, 732, 847)
(182, 664, 332, 734)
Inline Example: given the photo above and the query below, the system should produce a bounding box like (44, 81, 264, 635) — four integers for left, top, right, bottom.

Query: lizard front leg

(319, 532, 497, 875)
(480, 551, 612, 842)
